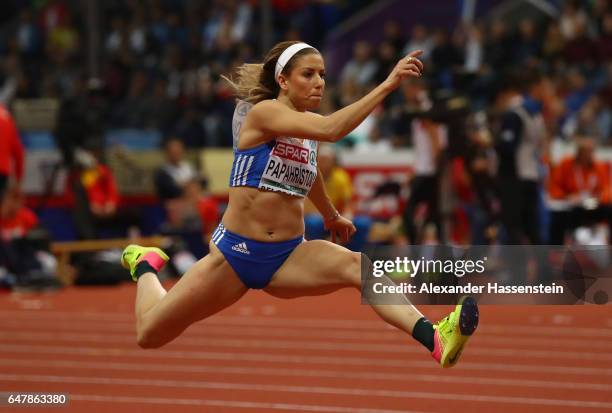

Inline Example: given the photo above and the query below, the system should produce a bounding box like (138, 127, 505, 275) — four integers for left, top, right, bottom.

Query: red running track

(0, 283, 611, 413)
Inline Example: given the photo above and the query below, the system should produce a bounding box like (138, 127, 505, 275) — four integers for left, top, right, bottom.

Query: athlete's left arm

(307, 169, 356, 244)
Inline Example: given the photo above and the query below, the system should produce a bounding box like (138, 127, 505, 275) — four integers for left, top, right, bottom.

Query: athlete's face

(283, 53, 326, 111)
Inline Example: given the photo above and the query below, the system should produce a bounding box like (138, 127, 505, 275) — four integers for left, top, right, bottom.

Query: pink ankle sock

(140, 252, 166, 272)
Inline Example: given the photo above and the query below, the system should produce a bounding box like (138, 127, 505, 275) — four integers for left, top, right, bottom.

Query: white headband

(275, 42, 317, 83)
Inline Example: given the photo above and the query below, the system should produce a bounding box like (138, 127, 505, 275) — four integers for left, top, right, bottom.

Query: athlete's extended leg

(122, 243, 248, 348)
(265, 240, 478, 368)
(265, 240, 424, 332)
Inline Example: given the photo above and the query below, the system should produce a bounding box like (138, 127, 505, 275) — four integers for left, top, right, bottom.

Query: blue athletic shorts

(211, 223, 303, 289)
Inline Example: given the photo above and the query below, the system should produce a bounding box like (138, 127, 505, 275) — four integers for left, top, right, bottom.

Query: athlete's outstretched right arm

(246, 50, 424, 145)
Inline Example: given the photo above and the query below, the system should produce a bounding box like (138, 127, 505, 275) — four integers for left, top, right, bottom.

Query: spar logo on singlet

(273, 142, 316, 166)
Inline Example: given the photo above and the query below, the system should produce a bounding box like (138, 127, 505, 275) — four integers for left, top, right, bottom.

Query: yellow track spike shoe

(121, 244, 169, 282)
(432, 296, 479, 368)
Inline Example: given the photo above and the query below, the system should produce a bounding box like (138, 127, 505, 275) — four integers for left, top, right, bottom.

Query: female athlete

(121, 41, 478, 368)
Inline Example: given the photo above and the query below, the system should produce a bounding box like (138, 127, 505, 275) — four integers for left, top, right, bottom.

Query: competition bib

(259, 138, 318, 197)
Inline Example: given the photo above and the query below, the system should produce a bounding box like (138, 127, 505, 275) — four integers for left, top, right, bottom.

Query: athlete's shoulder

(247, 100, 291, 129)
(251, 99, 282, 113)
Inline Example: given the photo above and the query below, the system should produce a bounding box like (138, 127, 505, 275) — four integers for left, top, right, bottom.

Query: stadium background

(1, 1, 612, 412)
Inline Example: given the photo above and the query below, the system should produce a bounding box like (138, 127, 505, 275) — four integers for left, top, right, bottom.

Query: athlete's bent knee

(137, 333, 155, 349)
(137, 327, 159, 349)
(136, 318, 166, 349)
(340, 251, 362, 287)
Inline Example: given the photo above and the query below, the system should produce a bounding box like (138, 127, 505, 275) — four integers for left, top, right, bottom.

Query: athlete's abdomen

(223, 186, 305, 241)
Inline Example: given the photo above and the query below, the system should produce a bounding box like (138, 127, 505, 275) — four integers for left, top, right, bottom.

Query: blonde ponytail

(222, 63, 277, 104)
(222, 40, 320, 105)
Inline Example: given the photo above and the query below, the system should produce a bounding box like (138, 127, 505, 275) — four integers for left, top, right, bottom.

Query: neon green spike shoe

(431, 296, 479, 368)
(121, 244, 169, 281)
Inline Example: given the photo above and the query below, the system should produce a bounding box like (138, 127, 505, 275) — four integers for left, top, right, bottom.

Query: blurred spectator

(400, 81, 447, 244)
(319, 145, 353, 213)
(448, 156, 473, 245)
(563, 19, 598, 66)
(597, 12, 612, 62)
(128, 10, 147, 55)
(183, 178, 220, 243)
(548, 136, 611, 244)
(484, 20, 513, 73)
(15, 8, 41, 57)
(403, 116, 447, 244)
(105, 16, 127, 54)
(463, 24, 484, 75)
(54, 77, 109, 168)
(0, 104, 24, 201)
(600, 63, 612, 109)
(154, 137, 198, 203)
(180, 66, 230, 147)
(46, 12, 79, 63)
(153, 141, 216, 259)
(343, 109, 378, 147)
(513, 19, 541, 64)
(429, 28, 464, 88)
(0, 184, 58, 289)
(0, 54, 19, 105)
(565, 95, 612, 142)
(561, 68, 598, 119)
(560, 0, 589, 40)
(305, 145, 371, 251)
(65, 147, 137, 239)
(340, 41, 378, 88)
(543, 23, 565, 64)
(592, 0, 611, 36)
(462, 114, 499, 244)
(494, 72, 547, 245)
(0, 186, 37, 241)
(39, 0, 69, 35)
(148, 5, 169, 52)
(403, 24, 434, 62)
(202, 0, 252, 52)
(382, 20, 404, 57)
(354, 112, 394, 154)
(374, 41, 399, 84)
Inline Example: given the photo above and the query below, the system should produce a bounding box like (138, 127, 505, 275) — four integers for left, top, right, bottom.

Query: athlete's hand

(384, 50, 424, 91)
(325, 215, 357, 244)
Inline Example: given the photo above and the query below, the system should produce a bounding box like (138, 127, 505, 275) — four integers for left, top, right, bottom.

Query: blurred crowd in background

(1, 0, 612, 288)
(0, 0, 368, 147)
(0, 0, 610, 146)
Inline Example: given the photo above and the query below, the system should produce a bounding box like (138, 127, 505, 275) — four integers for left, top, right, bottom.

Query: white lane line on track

(0, 358, 610, 392)
(0, 343, 609, 376)
(2, 374, 611, 409)
(0, 319, 608, 350)
(3, 310, 612, 337)
(69, 394, 428, 413)
(1, 331, 611, 362)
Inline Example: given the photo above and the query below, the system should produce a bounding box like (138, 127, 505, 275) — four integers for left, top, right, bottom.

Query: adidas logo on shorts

(231, 242, 250, 255)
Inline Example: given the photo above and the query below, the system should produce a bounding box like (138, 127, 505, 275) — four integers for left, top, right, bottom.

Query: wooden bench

(51, 236, 166, 285)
